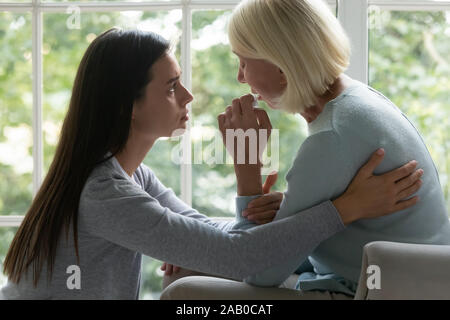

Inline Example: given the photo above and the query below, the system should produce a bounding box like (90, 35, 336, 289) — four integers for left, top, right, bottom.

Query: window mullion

(338, 0, 369, 84)
(32, 0, 43, 198)
(180, 3, 192, 206)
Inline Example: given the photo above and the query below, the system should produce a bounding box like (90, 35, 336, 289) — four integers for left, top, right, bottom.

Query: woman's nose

(182, 85, 194, 105)
(237, 68, 246, 84)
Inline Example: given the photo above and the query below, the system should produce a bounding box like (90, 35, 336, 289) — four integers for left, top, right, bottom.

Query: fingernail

(419, 169, 424, 175)
(377, 148, 384, 155)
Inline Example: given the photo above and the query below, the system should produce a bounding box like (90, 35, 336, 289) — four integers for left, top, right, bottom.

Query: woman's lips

(181, 114, 189, 121)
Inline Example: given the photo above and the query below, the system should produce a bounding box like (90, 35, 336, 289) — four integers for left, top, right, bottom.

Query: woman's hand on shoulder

(333, 148, 423, 225)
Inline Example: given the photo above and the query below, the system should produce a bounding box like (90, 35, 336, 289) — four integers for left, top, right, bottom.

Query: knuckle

(241, 94, 252, 101)
(408, 161, 417, 170)
(401, 166, 410, 176)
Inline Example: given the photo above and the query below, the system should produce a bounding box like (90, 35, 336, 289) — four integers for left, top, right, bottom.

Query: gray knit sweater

(0, 155, 345, 299)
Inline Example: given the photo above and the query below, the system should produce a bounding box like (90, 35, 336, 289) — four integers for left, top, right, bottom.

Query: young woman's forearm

(80, 172, 345, 281)
(332, 197, 360, 225)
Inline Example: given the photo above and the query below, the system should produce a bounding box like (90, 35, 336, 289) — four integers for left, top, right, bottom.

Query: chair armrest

(354, 241, 450, 300)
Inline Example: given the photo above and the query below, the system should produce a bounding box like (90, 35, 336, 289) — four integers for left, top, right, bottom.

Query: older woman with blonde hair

(161, 0, 450, 300)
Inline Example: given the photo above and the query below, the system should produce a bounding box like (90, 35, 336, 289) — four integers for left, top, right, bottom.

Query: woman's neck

(114, 132, 157, 177)
(300, 74, 354, 123)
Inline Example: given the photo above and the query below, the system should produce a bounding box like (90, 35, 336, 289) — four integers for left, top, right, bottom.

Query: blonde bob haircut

(228, 0, 351, 113)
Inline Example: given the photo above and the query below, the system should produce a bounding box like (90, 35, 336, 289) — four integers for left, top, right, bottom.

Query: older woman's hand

(217, 94, 273, 196)
(217, 94, 272, 166)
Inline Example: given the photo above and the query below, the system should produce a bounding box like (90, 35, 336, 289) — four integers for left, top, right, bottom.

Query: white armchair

(354, 241, 450, 300)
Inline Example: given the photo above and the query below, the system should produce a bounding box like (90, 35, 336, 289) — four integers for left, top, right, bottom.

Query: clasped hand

(217, 94, 272, 166)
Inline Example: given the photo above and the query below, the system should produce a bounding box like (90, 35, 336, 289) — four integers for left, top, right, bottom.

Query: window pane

(43, 9, 181, 300)
(369, 9, 450, 216)
(139, 255, 165, 300)
(0, 12, 33, 216)
(191, 10, 307, 218)
(0, 227, 18, 287)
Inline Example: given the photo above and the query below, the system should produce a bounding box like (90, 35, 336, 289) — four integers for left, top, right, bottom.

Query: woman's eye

(169, 83, 177, 93)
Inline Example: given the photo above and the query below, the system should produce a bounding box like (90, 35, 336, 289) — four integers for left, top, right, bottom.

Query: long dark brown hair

(3, 28, 170, 286)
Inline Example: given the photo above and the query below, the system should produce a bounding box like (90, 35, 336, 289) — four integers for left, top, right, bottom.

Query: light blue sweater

(233, 80, 450, 295)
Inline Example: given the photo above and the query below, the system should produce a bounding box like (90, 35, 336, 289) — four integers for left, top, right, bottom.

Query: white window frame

(0, 0, 449, 227)
(339, 0, 450, 84)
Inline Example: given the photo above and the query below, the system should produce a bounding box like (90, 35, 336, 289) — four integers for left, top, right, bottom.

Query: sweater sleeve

(138, 164, 238, 231)
(238, 130, 354, 286)
(78, 168, 345, 281)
